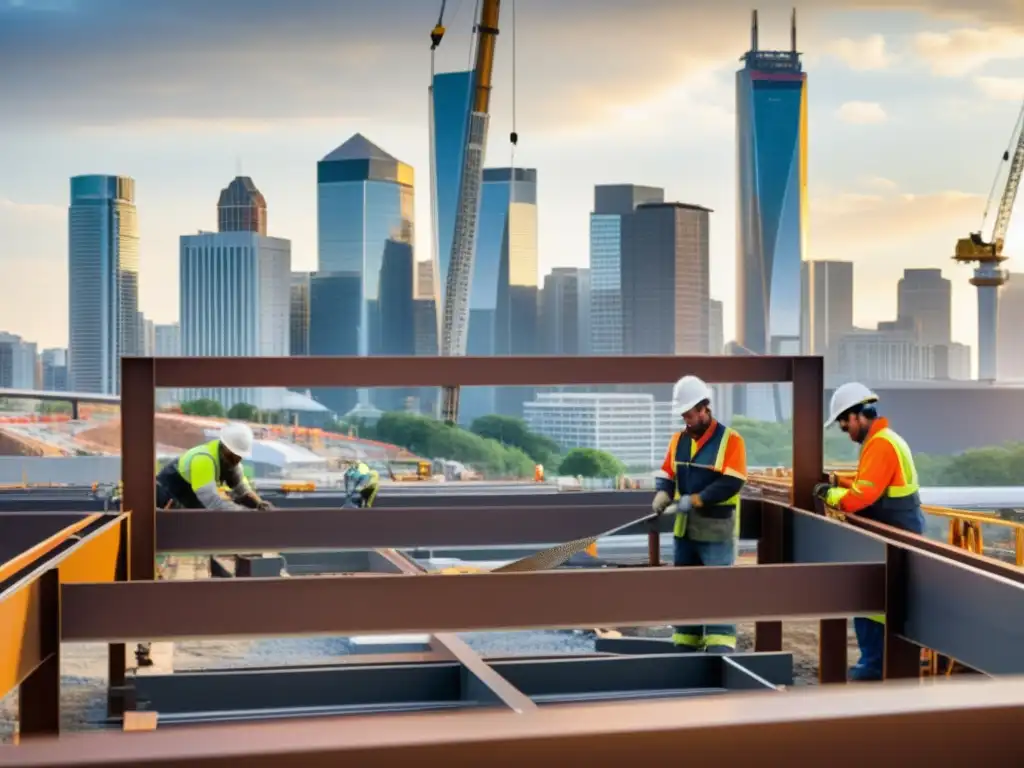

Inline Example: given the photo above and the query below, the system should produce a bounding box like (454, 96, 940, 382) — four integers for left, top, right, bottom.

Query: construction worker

(344, 461, 380, 508)
(155, 422, 272, 511)
(652, 375, 747, 654)
(819, 382, 924, 682)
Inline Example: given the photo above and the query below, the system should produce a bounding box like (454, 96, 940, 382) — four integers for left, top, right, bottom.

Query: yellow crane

(953, 98, 1024, 379)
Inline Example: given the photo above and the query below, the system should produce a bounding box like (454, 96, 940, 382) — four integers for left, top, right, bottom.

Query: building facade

(218, 176, 267, 235)
(735, 13, 807, 420)
(179, 231, 291, 410)
(540, 267, 588, 356)
(41, 348, 67, 392)
(998, 273, 1024, 381)
(801, 260, 854, 367)
(68, 174, 140, 394)
(289, 271, 310, 356)
(315, 134, 415, 416)
(0, 332, 38, 389)
(621, 202, 711, 357)
(153, 324, 180, 356)
(709, 298, 724, 355)
(897, 268, 951, 347)
(589, 184, 665, 355)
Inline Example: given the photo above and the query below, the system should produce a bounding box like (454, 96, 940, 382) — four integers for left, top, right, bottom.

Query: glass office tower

(68, 175, 140, 394)
(315, 134, 415, 416)
(735, 11, 807, 420)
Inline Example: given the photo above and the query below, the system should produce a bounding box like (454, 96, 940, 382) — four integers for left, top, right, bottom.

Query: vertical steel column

(818, 619, 848, 684)
(647, 523, 660, 567)
(754, 501, 783, 651)
(121, 357, 157, 581)
(107, 518, 130, 718)
(883, 544, 921, 680)
(18, 569, 60, 737)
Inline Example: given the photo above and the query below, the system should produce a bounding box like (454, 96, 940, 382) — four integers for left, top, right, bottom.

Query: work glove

(824, 487, 846, 508)
(256, 500, 274, 511)
(675, 495, 694, 513)
(652, 491, 672, 515)
(813, 483, 831, 501)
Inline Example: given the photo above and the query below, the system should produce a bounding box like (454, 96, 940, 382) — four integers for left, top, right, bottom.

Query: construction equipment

(435, 0, 503, 424)
(953, 97, 1024, 379)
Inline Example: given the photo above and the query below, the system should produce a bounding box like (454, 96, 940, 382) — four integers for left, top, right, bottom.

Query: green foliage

(469, 415, 560, 466)
(371, 412, 534, 478)
(37, 400, 72, 414)
(729, 416, 859, 467)
(227, 402, 260, 421)
(557, 448, 627, 478)
(180, 398, 226, 418)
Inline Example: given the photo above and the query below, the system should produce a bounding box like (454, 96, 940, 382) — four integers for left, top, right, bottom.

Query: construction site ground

(0, 552, 859, 742)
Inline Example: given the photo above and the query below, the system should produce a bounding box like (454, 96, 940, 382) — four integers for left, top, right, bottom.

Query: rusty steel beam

(148, 355, 799, 389)
(154, 504, 679, 553)
(60, 563, 883, 642)
(0, 513, 102, 583)
(121, 356, 157, 582)
(5, 677, 1024, 766)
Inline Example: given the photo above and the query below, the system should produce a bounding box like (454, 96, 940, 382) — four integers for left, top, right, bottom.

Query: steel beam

(60, 563, 883, 641)
(149, 355, 799, 389)
(0, 513, 101, 572)
(7, 677, 1024, 766)
(121, 356, 156, 582)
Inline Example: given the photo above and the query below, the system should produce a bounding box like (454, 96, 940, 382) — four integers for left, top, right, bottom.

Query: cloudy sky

(1, 0, 1023, 361)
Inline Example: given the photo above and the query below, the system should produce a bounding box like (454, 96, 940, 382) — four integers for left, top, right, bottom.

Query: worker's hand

(813, 482, 831, 501)
(824, 487, 845, 508)
(675, 495, 694, 513)
(256, 500, 274, 511)
(828, 472, 839, 488)
(652, 491, 672, 515)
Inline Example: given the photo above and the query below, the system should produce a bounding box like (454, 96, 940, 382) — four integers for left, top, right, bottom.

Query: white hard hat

(825, 382, 878, 428)
(672, 375, 712, 414)
(219, 421, 254, 458)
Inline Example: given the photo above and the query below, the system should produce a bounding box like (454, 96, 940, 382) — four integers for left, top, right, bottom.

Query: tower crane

(953, 98, 1024, 380)
(431, 0, 503, 425)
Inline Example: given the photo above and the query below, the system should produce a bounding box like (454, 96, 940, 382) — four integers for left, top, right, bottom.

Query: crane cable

(981, 97, 1024, 237)
(508, 0, 519, 213)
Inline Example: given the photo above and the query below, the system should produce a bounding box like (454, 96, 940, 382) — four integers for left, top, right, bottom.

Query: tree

(558, 448, 626, 478)
(227, 402, 260, 421)
(180, 398, 225, 418)
(469, 414, 560, 466)
(38, 400, 72, 414)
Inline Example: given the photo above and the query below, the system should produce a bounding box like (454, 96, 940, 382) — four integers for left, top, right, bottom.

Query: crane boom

(991, 114, 1024, 252)
(439, 0, 501, 425)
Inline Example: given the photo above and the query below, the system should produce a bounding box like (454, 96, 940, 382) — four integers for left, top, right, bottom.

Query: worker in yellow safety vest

(818, 381, 925, 681)
(652, 375, 747, 654)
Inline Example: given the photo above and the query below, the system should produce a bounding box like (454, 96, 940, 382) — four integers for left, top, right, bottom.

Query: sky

(1, 0, 1024, 362)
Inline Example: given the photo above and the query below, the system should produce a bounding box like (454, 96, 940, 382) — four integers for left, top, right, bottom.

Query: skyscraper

(218, 176, 268, 235)
(736, 10, 807, 420)
(0, 332, 38, 389)
(180, 177, 290, 410)
(68, 175, 140, 394)
(589, 185, 665, 355)
(481, 167, 539, 418)
(801, 260, 854, 359)
(709, 299, 724, 355)
(897, 268, 951, 347)
(540, 267, 588, 356)
(998, 273, 1024, 381)
(314, 134, 415, 415)
(40, 348, 67, 392)
(621, 202, 711, 356)
(289, 272, 311, 356)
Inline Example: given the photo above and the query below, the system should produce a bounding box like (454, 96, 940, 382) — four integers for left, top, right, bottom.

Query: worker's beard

(688, 418, 711, 439)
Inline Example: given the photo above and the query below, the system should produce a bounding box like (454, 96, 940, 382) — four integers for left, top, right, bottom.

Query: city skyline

(2, 1, 1024, 363)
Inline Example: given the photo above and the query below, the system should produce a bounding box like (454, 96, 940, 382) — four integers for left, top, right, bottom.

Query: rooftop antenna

(751, 9, 759, 51)
(791, 7, 797, 53)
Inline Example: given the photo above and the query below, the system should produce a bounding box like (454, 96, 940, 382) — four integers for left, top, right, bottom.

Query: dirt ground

(0, 555, 861, 742)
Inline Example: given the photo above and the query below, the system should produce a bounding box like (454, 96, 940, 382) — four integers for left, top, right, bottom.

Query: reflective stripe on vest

(870, 428, 920, 498)
(176, 440, 221, 487)
(667, 424, 741, 541)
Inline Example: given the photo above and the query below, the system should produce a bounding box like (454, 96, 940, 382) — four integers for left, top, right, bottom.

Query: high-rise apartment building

(0, 332, 38, 389)
(998, 273, 1024, 380)
(68, 175, 140, 394)
(735, 11, 807, 420)
(801, 260, 854, 361)
(709, 299, 724, 355)
(314, 134, 415, 416)
(289, 272, 310, 356)
(40, 348, 67, 392)
(218, 176, 267, 235)
(136, 312, 155, 356)
(153, 324, 180, 356)
(897, 268, 951, 347)
(621, 202, 711, 356)
(482, 167, 540, 419)
(589, 184, 664, 355)
(540, 267, 588, 356)
(180, 178, 290, 410)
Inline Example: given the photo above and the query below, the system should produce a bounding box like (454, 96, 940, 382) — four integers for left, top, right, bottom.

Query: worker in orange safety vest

(818, 381, 925, 681)
(652, 375, 747, 654)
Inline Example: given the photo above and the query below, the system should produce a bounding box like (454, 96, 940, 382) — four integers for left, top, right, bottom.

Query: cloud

(975, 76, 1024, 102)
(836, 101, 888, 124)
(913, 27, 1024, 76)
(825, 34, 894, 70)
(861, 176, 899, 190)
(0, 197, 63, 218)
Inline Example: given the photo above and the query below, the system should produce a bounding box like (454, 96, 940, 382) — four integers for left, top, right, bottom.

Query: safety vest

(666, 423, 742, 542)
(177, 440, 225, 489)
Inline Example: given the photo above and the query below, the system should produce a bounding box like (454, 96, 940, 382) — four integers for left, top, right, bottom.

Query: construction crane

(953, 98, 1024, 380)
(432, 0, 503, 425)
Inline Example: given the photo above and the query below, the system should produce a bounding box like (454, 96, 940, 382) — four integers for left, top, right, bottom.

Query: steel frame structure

(6, 354, 1024, 763)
